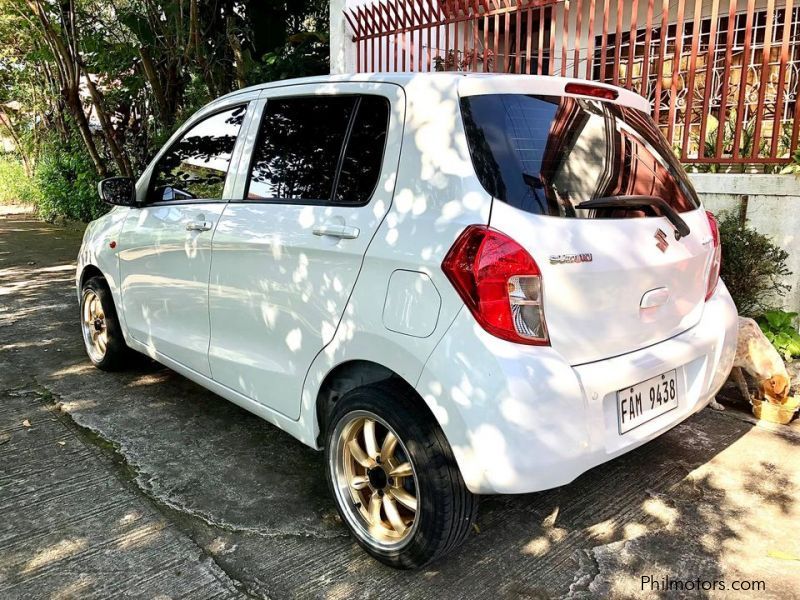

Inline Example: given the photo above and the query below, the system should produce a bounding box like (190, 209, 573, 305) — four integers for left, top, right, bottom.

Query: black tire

(80, 276, 132, 371)
(324, 381, 478, 569)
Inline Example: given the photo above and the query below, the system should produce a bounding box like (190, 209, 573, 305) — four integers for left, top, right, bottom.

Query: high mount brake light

(564, 82, 619, 101)
(705, 211, 722, 301)
(442, 226, 549, 346)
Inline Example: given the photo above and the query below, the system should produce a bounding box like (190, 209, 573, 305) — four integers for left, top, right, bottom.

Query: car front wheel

(325, 382, 478, 568)
(80, 276, 130, 371)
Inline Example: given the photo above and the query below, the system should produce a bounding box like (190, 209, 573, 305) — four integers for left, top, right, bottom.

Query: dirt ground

(1, 207, 799, 599)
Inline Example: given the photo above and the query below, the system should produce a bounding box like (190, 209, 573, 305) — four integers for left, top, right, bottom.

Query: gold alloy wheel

(81, 289, 108, 363)
(331, 410, 420, 550)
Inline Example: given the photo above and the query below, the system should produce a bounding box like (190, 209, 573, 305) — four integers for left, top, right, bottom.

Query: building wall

(330, 0, 355, 74)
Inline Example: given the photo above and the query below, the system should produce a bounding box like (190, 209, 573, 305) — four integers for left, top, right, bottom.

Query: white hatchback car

(77, 73, 737, 568)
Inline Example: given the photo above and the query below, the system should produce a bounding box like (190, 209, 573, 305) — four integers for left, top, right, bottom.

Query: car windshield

(460, 94, 700, 218)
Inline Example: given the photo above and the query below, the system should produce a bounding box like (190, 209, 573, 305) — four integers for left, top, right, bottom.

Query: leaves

(0, 0, 330, 221)
(757, 311, 800, 361)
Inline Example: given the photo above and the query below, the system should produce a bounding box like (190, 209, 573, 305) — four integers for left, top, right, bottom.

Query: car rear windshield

(460, 94, 700, 218)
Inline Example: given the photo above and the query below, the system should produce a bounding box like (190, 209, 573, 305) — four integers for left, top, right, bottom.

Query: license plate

(617, 370, 679, 434)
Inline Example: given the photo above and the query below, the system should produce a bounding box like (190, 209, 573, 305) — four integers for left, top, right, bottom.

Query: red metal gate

(344, 0, 800, 166)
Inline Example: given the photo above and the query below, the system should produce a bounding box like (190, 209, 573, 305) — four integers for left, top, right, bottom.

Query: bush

(34, 141, 107, 223)
(0, 156, 40, 205)
(717, 210, 792, 317)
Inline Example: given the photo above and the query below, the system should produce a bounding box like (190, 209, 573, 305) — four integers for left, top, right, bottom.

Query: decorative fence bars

(344, 0, 800, 166)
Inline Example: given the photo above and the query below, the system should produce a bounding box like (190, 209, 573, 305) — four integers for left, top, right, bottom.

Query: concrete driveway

(1, 208, 799, 599)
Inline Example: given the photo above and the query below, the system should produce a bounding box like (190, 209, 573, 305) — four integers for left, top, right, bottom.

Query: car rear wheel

(325, 382, 478, 568)
(80, 276, 131, 371)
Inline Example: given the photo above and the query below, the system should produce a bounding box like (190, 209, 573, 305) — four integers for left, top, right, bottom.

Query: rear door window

(460, 94, 700, 217)
(247, 96, 355, 202)
(334, 96, 390, 205)
(246, 95, 389, 205)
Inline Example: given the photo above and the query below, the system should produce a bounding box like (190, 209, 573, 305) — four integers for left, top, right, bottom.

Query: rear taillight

(705, 210, 721, 301)
(442, 225, 549, 345)
(564, 82, 619, 100)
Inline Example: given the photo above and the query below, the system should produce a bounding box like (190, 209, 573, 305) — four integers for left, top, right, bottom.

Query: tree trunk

(65, 85, 107, 177)
(139, 46, 170, 124)
(26, 0, 107, 176)
(227, 15, 248, 90)
(83, 69, 132, 176)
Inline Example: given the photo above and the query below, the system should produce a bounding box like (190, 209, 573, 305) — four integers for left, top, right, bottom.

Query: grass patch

(0, 156, 40, 206)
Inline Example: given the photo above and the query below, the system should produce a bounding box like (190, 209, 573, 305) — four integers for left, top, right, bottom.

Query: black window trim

(144, 102, 250, 207)
(236, 92, 390, 208)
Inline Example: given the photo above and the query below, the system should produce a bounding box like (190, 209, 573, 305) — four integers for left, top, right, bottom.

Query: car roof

(217, 72, 651, 112)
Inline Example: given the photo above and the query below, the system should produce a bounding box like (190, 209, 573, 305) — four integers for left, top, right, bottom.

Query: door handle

(185, 220, 212, 232)
(312, 223, 360, 239)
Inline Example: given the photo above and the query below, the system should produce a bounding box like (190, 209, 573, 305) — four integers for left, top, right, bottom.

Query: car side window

(246, 96, 356, 202)
(149, 105, 247, 203)
(333, 96, 390, 205)
(246, 94, 390, 206)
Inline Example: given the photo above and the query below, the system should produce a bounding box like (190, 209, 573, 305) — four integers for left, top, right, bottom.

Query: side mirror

(98, 177, 136, 207)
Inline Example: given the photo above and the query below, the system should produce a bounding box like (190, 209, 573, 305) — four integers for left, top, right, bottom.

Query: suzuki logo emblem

(655, 228, 669, 252)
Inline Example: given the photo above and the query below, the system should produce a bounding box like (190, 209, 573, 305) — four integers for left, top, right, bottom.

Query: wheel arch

(79, 264, 106, 290)
(77, 261, 130, 345)
(314, 359, 437, 447)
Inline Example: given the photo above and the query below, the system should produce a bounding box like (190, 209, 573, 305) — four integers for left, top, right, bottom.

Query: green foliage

(251, 31, 330, 83)
(34, 141, 107, 223)
(717, 210, 792, 317)
(757, 311, 800, 360)
(780, 145, 800, 175)
(0, 0, 331, 222)
(0, 156, 39, 205)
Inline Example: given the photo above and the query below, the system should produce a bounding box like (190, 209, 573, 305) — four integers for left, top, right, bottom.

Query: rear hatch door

(460, 87, 714, 366)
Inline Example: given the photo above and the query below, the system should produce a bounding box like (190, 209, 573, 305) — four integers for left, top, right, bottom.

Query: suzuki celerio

(77, 73, 738, 568)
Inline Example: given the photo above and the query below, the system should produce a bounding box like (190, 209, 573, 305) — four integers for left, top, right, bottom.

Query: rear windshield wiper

(575, 195, 691, 240)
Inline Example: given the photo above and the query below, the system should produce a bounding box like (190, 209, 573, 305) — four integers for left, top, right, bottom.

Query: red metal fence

(344, 0, 800, 166)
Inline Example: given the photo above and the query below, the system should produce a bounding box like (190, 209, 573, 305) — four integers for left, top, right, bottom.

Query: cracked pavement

(1, 208, 799, 599)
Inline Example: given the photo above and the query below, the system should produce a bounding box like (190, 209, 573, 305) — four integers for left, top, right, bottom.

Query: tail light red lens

(705, 210, 722, 301)
(442, 225, 549, 345)
(564, 82, 619, 100)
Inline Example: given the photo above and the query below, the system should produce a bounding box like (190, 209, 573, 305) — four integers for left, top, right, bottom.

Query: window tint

(460, 94, 699, 218)
(247, 96, 356, 202)
(334, 96, 390, 205)
(150, 105, 246, 202)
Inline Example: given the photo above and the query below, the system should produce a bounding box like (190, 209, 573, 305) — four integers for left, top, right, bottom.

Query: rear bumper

(415, 280, 738, 494)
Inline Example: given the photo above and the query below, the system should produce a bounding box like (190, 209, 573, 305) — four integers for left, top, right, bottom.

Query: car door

(208, 83, 404, 419)
(118, 101, 252, 376)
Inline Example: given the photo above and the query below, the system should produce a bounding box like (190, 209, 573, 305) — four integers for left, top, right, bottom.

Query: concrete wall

(690, 173, 800, 314)
(330, 0, 354, 74)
